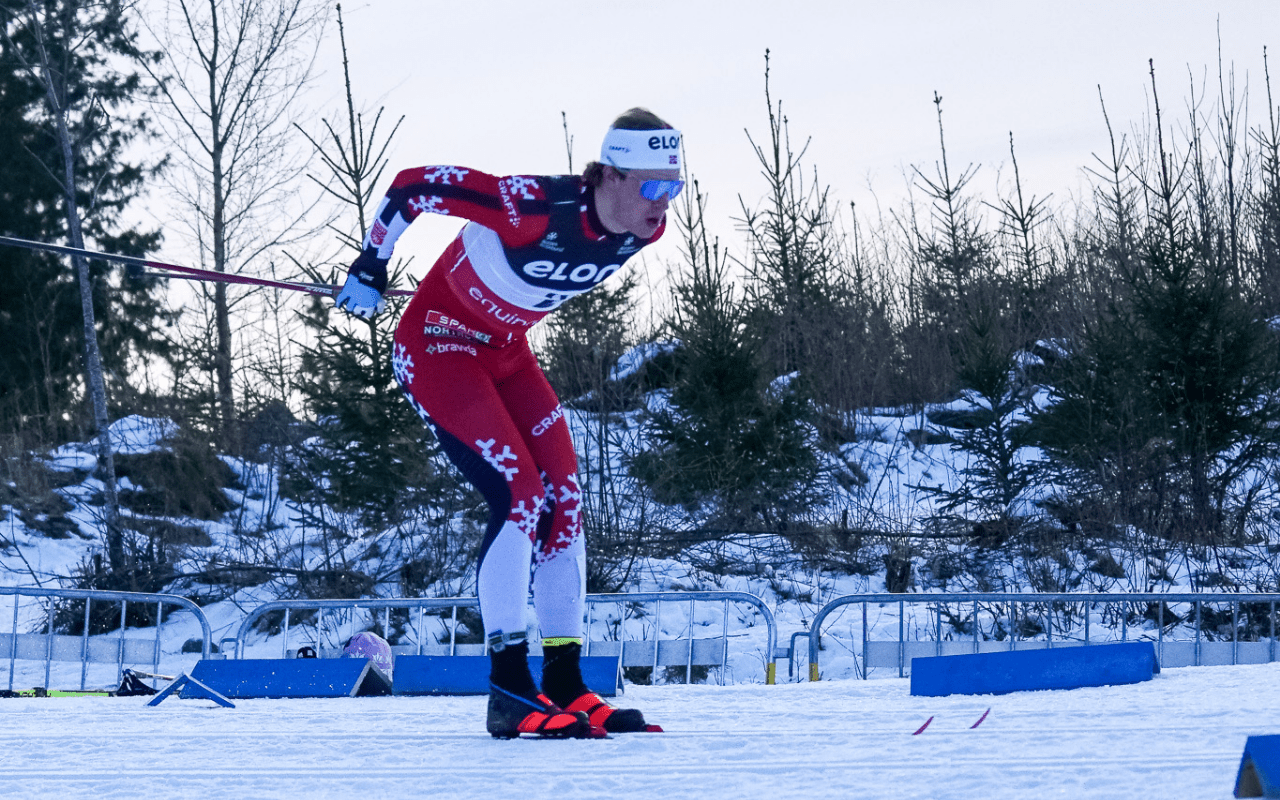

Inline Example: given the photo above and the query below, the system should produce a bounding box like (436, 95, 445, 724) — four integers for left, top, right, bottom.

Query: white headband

(600, 127, 682, 171)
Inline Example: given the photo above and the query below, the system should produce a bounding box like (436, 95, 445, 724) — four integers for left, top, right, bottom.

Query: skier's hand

(334, 272, 385, 319)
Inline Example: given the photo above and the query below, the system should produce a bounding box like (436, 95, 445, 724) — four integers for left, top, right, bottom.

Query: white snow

(3, 403, 1278, 799)
(610, 340, 678, 382)
(0, 663, 1274, 799)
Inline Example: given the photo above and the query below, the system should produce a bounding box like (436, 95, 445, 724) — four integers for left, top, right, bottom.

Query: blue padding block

(392, 655, 619, 697)
(910, 641, 1159, 697)
(186, 659, 392, 699)
(1235, 735, 1280, 798)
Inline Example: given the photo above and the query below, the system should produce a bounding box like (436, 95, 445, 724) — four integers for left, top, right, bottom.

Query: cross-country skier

(334, 108, 681, 738)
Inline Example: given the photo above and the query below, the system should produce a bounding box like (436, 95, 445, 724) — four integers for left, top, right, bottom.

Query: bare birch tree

(134, 0, 326, 447)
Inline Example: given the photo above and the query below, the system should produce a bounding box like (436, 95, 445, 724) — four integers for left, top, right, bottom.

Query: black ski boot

(486, 632, 592, 739)
(542, 639, 662, 733)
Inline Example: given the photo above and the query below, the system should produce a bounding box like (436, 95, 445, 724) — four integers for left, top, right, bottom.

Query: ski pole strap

(0, 234, 414, 297)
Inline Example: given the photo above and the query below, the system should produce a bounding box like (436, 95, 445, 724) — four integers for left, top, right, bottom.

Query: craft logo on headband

(601, 127, 683, 171)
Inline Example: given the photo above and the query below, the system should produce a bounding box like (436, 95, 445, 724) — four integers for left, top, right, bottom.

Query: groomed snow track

(2, 663, 1274, 799)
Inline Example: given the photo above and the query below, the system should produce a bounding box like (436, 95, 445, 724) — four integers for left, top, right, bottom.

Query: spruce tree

(0, 0, 169, 445)
(1252, 50, 1280, 316)
(914, 125, 1053, 532)
(2, 0, 171, 583)
(632, 181, 819, 531)
(284, 5, 461, 538)
(1035, 236, 1280, 543)
(736, 50, 883, 413)
(1033, 63, 1280, 545)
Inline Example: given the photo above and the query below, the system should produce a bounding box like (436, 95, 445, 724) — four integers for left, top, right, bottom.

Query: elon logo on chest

(518, 259, 622, 287)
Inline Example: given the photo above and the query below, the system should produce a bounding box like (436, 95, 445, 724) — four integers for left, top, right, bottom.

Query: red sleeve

(374, 166, 550, 250)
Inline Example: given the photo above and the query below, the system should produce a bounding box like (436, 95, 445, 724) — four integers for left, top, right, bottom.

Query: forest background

(3, 0, 1280, 613)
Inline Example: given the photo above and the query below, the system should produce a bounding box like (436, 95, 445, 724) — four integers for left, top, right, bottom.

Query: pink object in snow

(342, 631, 394, 676)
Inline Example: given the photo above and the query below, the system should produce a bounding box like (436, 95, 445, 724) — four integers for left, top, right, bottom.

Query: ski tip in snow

(912, 709, 990, 735)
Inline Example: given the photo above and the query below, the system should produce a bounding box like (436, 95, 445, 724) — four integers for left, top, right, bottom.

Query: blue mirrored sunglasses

(639, 179, 684, 201)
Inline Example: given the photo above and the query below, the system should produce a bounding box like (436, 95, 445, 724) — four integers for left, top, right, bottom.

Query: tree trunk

(208, 4, 237, 451)
(32, 0, 124, 573)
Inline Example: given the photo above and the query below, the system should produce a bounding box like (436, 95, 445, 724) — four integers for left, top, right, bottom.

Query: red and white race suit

(356, 166, 664, 640)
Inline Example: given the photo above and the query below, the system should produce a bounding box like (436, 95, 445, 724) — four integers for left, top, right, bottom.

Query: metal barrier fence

(2, 586, 212, 692)
(23, 586, 1276, 691)
(806, 592, 1280, 681)
(233, 591, 780, 684)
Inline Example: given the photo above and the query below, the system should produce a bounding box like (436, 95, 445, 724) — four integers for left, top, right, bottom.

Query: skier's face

(597, 167, 681, 238)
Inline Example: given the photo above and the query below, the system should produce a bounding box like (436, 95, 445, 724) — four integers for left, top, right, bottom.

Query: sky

(310, 0, 1279, 279)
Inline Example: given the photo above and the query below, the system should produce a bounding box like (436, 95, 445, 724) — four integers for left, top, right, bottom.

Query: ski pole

(0, 234, 414, 297)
